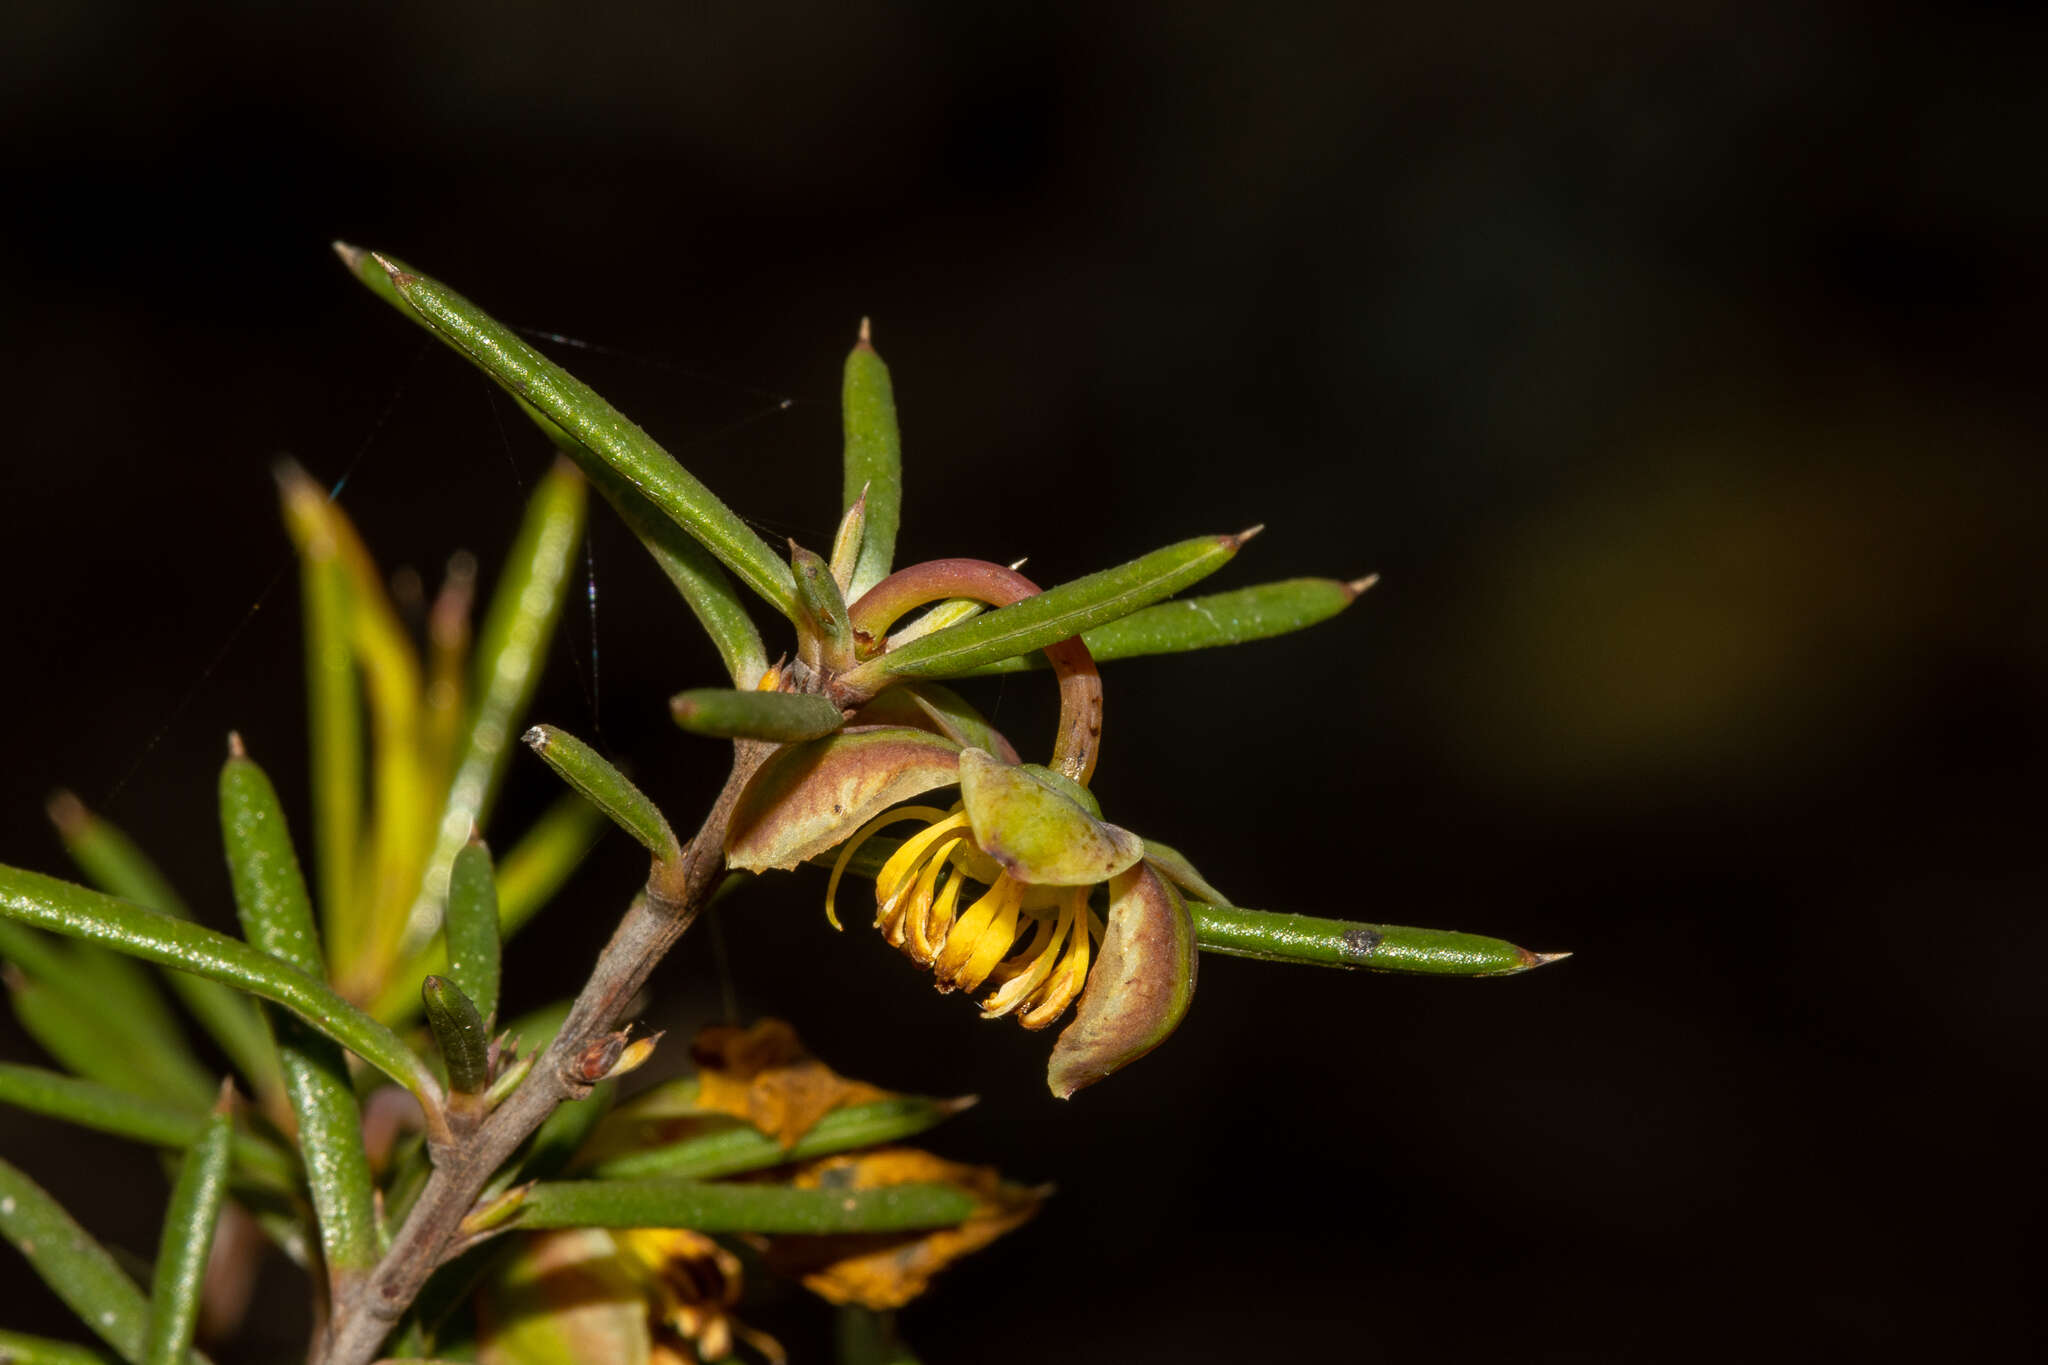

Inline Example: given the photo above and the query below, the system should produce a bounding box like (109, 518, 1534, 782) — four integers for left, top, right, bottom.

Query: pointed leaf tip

(226, 730, 246, 758)
(1346, 573, 1380, 598)
(1229, 524, 1265, 548)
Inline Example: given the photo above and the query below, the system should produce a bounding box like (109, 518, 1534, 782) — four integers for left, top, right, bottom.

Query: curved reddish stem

(848, 559, 1103, 786)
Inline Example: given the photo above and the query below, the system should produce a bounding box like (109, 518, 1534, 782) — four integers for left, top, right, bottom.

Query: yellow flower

(822, 746, 1146, 1030)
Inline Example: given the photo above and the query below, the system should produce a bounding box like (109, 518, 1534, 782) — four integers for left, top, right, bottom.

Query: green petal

(957, 749, 1142, 887)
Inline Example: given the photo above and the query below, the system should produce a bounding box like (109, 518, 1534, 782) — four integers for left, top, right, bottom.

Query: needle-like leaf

(421, 976, 491, 1104)
(0, 1329, 124, 1364)
(0, 1157, 211, 1365)
(338, 247, 798, 618)
(845, 531, 1255, 687)
(956, 576, 1373, 674)
(522, 726, 678, 864)
(218, 743, 385, 1284)
(669, 688, 846, 744)
(1188, 901, 1567, 975)
(586, 1094, 974, 1181)
(406, 459, 586, 956)
(144, 1088, 232, 1365)
(443, 838, 501, 1027)
(841, 322, 901, 599)
(512, 1178, 977, 1234)
(0, 1064, 296, 1189)
(0, 866, 435, 1110)
(47, 795, 285, 1112)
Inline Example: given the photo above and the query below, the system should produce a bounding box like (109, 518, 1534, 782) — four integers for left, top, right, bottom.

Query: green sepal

(958, 749, 1141, 887)
(1047, 861, 1197, 1099)
(723, 728, 963, 873)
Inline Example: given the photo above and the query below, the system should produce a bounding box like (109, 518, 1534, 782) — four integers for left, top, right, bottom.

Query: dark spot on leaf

(1341, 927, 1383, 962)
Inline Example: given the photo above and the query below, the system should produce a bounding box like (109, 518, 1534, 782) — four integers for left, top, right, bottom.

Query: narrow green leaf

(513, 1179, 976, 1234)
(587, 1094, 974, 1181)
(370, 795, 605, 1025)
(849, 531, 1256, 685)
(218, 747, 384, 1282)
(883, 597, 985, 650)
(829, 489, 868, 594)
(1188, 901, 1567, 976)
(0, 1328, 123, 1364)
(48, 795, 284, 1110)
(0, 903, 211, 1113)
(421, 976, 491, 1099)
(0, 1065, 296, 1189)
(407, 459, 587, 955)
(144, 1093, 231, 1365)
(343, 248, 797, 617)
(792, 542, 856, 672)
(443, 840, 501, 1026)
(579, 451, 769, 689)
(293, 520, 362, 950)
(841, 324, 902, 599)
(0, 863, 430, 1097)
(278, 462, 434, 992)
(0, 1157, 212, 1365)
(669, 688, 846, 744)
(522, 725, 678, 863)
(958, 576, 1373, 674)
(2, 958, 194, 1109)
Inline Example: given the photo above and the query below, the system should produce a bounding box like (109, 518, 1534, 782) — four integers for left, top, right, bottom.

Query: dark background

(4, 2, 2043, 1360)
